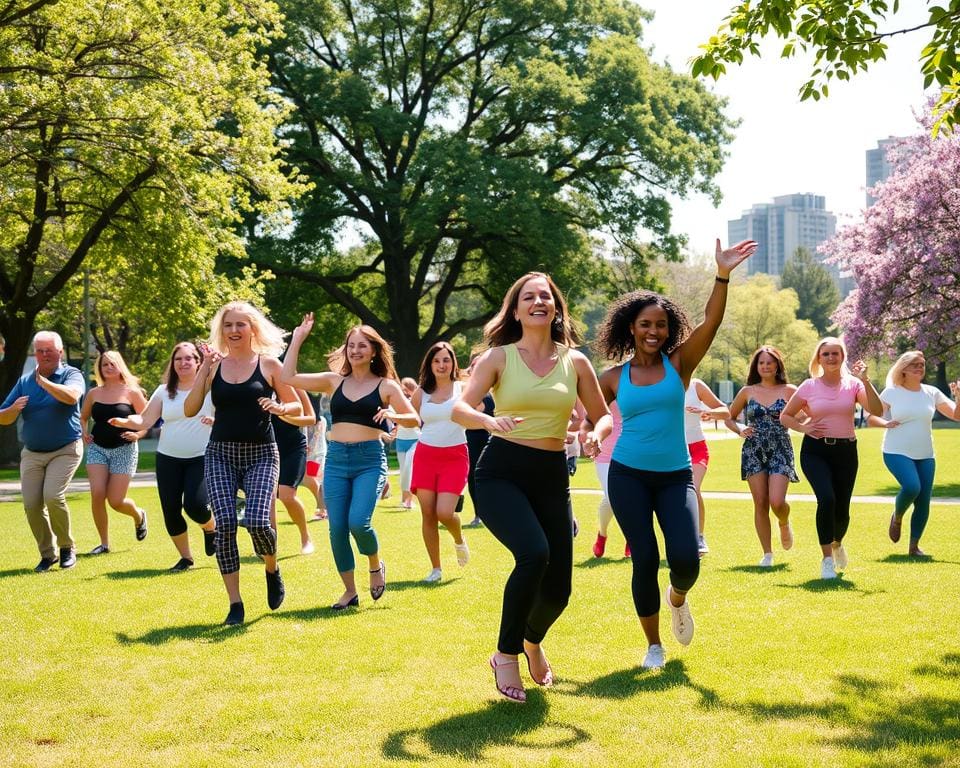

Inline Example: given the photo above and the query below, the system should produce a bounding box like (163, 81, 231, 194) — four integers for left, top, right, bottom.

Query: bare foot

(522, 640, 554, 687)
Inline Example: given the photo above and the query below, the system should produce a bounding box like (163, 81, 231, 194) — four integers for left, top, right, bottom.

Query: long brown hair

(480, 272, 580, 350)
(418, 341, 460, 394)
(746, 346, 788, 385)
(328, 325, 399, 380)
(162, 342, 202, 399)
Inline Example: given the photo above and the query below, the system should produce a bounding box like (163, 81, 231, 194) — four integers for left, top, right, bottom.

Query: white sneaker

(455, 541, 470, 567)
(759, 552, 774, 567)
(832, 543, 848, 570)
(423, 568, 442, 583)
(820, 556, 837, 579)
(665, 585, 694, 646)
(697, 534, 710, 555)
(301, 540, 315, 555)
(642, 644, 666, 669)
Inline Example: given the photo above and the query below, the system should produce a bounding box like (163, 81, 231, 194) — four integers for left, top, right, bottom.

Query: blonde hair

(808, 336, 848, 378)
(94, 350, 141, 390)
(208, 301, 286, 357)
(886, 350, 924, 389)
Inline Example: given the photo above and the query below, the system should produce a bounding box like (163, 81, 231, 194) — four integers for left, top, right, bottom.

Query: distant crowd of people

(2, 236, 958, 703)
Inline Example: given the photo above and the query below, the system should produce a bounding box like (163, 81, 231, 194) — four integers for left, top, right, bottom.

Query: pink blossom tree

(824, 111, 960, 375)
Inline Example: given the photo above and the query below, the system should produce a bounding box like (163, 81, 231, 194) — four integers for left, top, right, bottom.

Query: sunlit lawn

(1, 469, 959, 767)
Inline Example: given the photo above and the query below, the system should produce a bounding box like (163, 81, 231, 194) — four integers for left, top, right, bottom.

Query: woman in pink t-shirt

(780, 337, 882, 579)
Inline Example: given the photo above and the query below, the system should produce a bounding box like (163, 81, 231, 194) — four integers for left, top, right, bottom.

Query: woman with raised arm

(596, 239, 756, 670)
(683, 378, 731, 556)
(724, 346, 798, 567)
(80, 351, 149, 554)
(779, 337, 883, 579)
(451, 272, 611, 704)
(109, 342, 216, 571)
(281, 315, 418, 609)
(410, 342, 471, 583)
(185, 301, 301, 626)
(871, 351, 960, 557)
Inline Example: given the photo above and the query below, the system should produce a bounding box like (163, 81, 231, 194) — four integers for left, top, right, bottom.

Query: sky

(637, 1, 932, 255)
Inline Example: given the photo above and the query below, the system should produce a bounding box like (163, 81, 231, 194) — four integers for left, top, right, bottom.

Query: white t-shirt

(684, 380, 707, 444)
(419, 381, 466, 448)
(879, 384, 950, 459)
(151, 386, 214, 459)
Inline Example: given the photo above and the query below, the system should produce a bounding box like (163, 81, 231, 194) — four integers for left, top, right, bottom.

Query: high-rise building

(866, 137, 905, 206)
(728, 194, 841, 288)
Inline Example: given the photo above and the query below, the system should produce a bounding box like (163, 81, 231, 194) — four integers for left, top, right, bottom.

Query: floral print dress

(741, 398, 799, 481)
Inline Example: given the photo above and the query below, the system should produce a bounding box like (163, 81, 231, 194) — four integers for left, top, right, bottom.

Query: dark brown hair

(328, 325, 398, 381)
(594, 290, 691, 361)
(418, 341, 460, 394)
(162, 342, 202, 399)
(480, 272, 580, 350)
(746, 345, 788, 385)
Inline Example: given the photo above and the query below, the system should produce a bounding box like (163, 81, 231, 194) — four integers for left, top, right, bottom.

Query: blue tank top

(612, 353, 691, 472)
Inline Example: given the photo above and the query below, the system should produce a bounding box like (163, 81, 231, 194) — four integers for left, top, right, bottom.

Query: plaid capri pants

(204, 440, 279, 575)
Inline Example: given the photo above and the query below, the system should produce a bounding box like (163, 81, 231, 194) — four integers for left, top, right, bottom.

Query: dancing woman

(452, 272, 611, 703)
(724, 346, 798, 566)
(79, 351, 149, 553)
(871, 351, 960, 557)
(779, 337, 882, 579)
(185, 301, 301, 625)
(595, 239, 756, 670)
(110, 342, 216, 570)
(281, 314, 418, 609)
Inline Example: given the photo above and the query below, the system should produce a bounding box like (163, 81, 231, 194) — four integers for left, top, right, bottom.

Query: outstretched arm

(280, 313, 339, 393)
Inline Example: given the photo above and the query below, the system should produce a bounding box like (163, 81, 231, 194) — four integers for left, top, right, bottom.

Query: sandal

(523, 648, 554, 687)
(489, 654, 526, 703)
(370, 561, 386, 601)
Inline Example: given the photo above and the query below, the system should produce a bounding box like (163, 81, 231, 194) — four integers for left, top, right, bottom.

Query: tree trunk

(0, 316, 38, 465)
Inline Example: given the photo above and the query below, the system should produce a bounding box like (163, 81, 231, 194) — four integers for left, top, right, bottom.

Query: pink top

(794, 375, 865, 439)
(596, 401, 622, 464)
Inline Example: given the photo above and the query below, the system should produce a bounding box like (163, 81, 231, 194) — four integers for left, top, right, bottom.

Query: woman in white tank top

(410, 342, 471, 582)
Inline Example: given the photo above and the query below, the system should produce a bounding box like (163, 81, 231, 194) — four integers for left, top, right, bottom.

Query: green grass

(1, 480, 959, 766)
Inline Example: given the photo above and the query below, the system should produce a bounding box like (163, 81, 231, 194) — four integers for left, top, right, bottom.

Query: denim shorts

(86, 440, 139, 475)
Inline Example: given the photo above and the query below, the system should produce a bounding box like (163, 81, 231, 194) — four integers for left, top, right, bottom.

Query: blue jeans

(323, 440, 386, 572)
(883, 453, 936, 542)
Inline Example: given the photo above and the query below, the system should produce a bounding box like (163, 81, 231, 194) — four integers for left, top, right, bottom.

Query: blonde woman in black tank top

(186, 301, 302, 626)
(281, 313, 418, 609)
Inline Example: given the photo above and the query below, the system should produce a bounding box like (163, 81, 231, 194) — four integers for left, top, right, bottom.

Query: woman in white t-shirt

(683, 379, 730, 556)
(871, 351, 960, 557)
(111, 342, 216, 571)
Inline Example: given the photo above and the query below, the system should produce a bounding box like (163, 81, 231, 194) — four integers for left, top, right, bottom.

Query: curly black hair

(594, 290, 692, 361)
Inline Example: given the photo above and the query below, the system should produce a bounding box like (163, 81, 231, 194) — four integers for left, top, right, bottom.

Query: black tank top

(210, 359, 275, 443)
(91, 402, 136, 449)
(272, 413, 307, 451)
(330, 379, 387, 432)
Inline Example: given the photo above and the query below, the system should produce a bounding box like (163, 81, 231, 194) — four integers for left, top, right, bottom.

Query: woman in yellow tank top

(453, 272, 611, 703)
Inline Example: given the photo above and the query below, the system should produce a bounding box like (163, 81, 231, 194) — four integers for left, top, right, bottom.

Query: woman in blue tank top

(281, 314, 419, 610)
(596, 238, 756, 670)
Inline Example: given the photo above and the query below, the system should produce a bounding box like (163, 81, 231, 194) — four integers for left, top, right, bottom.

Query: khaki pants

(21, 440, 83, 559)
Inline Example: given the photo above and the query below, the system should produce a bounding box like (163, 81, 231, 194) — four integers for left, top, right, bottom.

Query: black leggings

(156, 453, 211, 537)
(608, 462, 700, 618)
(799, 436, 858, 546)
(475, 438, 573, 654)
(465, 430, 489, 509)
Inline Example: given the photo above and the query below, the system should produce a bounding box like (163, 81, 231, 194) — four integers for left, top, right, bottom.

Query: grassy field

(1, 473, 959, 767)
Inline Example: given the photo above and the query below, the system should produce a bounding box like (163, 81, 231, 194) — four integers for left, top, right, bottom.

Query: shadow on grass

(116, 616, 264, 645)
(788, 577, 860, 593)
(104, 567, 175, 580)
(560, 660, 720, 707)
(382, 690, 589, 762)
(725, 563, 789, 574)
(879, 553, 960, 565)
(721, 661, 960, 766)
(382, 578, 459, 593)
(0, 567, 33, 579)
(575, 557, 628, 570)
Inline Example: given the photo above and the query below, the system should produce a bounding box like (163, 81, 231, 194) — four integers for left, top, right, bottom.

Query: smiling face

(430, 348, 455, 382)
(756, 351, 780, 382)
(98, 356, 121, 382)
(33, 336, 62, 377)
(346, 330, 375, 367)
(173, 344, 200, 381)
(514, 276, 556, 328)
(221, 310, 253, 350)
(818, 342, 845, 373)
(629, 304, 670, 355)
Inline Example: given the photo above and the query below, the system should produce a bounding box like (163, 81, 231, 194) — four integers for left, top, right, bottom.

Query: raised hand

(849, 360, 869, 381)
(291, 313, 315, 345)
(196, 342, 222, 368)
(715, 239, 758, 274)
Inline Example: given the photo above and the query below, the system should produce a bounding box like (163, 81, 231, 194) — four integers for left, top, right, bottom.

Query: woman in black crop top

(281, 314, 418, 610)
(79, 351, 149, 555)
(185, 301, 302, 626)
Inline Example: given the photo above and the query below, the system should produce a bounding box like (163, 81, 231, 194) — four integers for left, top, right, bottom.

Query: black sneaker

(135, 509, 148, 541)
(203, 529, 216, 557)
(59, 548, 77, 569)
(169, 557, 194, 572)
(224, 601, 245, 626)
(88, 544, 110, 555)
(266, 568, 285, 610)
(34, 556, 57, 573)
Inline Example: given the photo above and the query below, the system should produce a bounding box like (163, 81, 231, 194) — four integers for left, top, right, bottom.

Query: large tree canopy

(825, 115, 960, 363)
(257, 0, 734, 368)
(780, 247, 840, 335)
(693, 1, 960, 133)
(0, 0, 298, 460)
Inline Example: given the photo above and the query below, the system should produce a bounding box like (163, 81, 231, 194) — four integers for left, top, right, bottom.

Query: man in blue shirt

(0, 332, 85, 571)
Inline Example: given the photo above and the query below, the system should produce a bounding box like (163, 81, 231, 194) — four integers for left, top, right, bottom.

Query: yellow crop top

(492, 343, 578, 442)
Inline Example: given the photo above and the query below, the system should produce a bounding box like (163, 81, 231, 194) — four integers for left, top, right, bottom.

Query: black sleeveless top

(330, 379, 387, 432)
(210, 359, 275, 443)
(91, 402, 136, 449)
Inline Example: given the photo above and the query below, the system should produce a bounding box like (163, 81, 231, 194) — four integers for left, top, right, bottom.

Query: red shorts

(688, 440, 709, 467)
(305, 460, 322, 478)
(411, 442, 469, 495)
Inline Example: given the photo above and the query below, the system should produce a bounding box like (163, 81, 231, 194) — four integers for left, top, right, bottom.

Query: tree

(780, 247, 840, 334)
(0, 0, 298, 461)
(824, 112, 960, 380)
(256, 0, 734, 368)
(693, 1, 960, 134)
